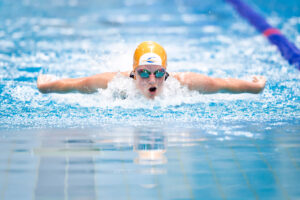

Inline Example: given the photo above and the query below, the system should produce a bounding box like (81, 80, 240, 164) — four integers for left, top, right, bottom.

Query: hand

(37, 74, 57, 92)
(251, 76, 266, 93)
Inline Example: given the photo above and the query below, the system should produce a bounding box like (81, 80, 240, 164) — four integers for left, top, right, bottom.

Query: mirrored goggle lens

(154, 69, 165, 78)
(137, 69, 166, 78)
(138, 69, 151, 78)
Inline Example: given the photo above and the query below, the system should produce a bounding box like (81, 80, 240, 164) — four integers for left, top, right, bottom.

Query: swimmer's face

(134, 65, 166, 99)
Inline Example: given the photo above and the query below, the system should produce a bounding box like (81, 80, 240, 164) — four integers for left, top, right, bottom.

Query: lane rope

(226, 0, 300, 70)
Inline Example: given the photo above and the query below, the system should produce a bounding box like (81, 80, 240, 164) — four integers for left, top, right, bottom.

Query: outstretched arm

(172, 72, 266, 94)
(37, 72, 129, 94)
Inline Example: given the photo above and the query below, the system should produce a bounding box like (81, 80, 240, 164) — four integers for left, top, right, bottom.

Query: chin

(146, 93, 156, 99)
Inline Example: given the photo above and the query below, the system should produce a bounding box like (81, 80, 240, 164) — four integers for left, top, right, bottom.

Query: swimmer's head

(133, 41, 167, 70)
(132, 41, 167, 99)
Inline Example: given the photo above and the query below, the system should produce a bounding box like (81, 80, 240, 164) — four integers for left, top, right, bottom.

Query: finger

(43, 75, 55, 82)
(252, 76, 258, 82)
(45, 76, 52, 82)
(38, 74, 50, 84)
(37, 75, 44, 83)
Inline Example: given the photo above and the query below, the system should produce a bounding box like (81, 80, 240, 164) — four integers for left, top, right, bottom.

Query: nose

(148, 74, 156, 84)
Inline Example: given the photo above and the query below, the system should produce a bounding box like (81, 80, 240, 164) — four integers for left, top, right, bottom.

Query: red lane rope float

(263, 28, 282, 37)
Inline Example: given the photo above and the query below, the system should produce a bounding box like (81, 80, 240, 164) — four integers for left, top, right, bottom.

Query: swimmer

(37, 41, 266, 99)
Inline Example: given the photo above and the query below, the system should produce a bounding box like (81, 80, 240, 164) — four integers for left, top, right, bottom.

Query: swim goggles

(137, 68, 166, 78)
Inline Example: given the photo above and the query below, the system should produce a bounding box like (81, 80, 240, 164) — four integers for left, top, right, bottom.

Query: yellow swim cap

(133, 41, 167, 70)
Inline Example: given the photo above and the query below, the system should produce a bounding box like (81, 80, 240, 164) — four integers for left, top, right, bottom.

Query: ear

(165, 72, 169, 81)
(130, 71, 135, 79)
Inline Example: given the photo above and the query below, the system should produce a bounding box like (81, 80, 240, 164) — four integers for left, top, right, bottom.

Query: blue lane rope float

(226, 0, 300, 70)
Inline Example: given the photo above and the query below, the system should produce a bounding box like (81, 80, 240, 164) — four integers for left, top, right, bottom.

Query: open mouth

(149, 87, 157, 93)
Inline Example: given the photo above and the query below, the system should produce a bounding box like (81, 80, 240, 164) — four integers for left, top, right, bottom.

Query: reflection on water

(1, 124, 300, 199)
(29, 127, 206, 199)
(34, 130, 99, 200)
(134, 128, 167, 166)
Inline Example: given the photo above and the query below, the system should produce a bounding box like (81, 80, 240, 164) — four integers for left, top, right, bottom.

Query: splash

(50, 74, 205, 109)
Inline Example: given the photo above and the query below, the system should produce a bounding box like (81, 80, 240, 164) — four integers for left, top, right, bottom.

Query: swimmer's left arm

(172, 72, 266, 94)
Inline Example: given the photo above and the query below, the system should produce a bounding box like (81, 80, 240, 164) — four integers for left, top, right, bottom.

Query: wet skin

(134, 65, 166, 99)
(37, 67, 266, 96)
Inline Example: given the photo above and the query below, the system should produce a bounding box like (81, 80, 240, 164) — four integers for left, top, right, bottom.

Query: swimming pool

(0, 0, 299, 199)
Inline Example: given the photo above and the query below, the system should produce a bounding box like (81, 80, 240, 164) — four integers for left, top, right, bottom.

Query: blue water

(0, 0, 300, 199)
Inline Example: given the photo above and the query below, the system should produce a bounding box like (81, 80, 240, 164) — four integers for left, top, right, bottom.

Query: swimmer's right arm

(37, 72, 129, 94)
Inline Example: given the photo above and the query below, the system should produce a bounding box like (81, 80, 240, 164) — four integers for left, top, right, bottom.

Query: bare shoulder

(169, 72, 217, 91)
(120, 71, 131, 77)
(169, 72, 186, 82)
(170, 72, 210, 84)
(88, 71, 130, 79)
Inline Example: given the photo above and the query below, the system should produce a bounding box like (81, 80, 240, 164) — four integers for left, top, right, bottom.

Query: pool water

(0, 0, 299, 199)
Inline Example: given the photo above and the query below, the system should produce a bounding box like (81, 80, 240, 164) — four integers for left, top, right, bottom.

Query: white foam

(50, 75, 196, 108)
(225, 131, 254, 138)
